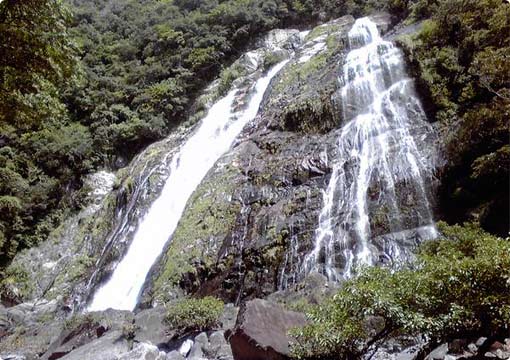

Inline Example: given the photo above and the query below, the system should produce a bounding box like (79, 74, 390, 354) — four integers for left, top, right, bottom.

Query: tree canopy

(291, 223, 510, 359)
(0, 0, 92, 264)
(402, 0, 509, 235)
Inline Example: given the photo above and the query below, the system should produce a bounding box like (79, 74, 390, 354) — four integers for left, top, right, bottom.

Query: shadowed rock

(227, 299, 307, 360)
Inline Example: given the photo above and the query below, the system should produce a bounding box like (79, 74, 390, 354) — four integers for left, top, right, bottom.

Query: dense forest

(403, 0, 509, 235)
(0, 0, 508, 269)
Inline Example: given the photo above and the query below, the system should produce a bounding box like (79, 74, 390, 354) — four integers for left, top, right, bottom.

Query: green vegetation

(290, 223, 510, 359)
(1, 0, 506, 309)
(165, 296, 224, 335)
(63, 313, 94, 330)
(65, 0, 364, 163)
(0, 264, 34, 302)
(152, 166, 241, 302)
(0, 0, 90, 266)
(399, 0, 509, 235)
(262, 52, 286, 70)
(217, 63, 248, 97)
(121, 323, 138, 340)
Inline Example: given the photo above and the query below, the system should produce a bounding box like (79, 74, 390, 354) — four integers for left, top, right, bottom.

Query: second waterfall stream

(89, 60, 289, 311)
(304, 17, 437, 281)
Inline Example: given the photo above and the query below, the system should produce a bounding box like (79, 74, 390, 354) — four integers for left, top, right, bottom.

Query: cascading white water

(304, 17, 437, 281)
(88, 60, 288, 311)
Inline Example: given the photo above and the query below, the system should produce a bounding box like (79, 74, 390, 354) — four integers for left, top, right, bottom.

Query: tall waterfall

(88, 60, 288, 311)
(304, 17, 437, 281)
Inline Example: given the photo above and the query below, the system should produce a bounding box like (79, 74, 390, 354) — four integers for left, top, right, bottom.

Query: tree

(291, 223, 510, 359)
(0, 0, 77, 133)
(0, 0, 87, 265)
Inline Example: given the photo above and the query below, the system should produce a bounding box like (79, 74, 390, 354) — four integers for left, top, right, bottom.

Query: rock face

(0, 300, 66, 358)
(0, 129, 186, 308)
(143, 14, 358, 307)
(133, 306, 170, 348)
(227, 299, 307, 360)
(0, 172, 117, 306)
(142, 12, 440, 306)
(41, 309, 133, 360)
(3, 11, 424, 315)
(0, 24, 307, 311)
(0, 300, 236, 360)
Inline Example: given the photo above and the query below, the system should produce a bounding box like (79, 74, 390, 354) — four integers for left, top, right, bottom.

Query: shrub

(217, 64, 245, 96)
(262, 52, 285, 71)
(121, 323, 139, 340)
(165, 296, 224, 335)
(0, 264, 34, 301)
(290, 223, 510, 359)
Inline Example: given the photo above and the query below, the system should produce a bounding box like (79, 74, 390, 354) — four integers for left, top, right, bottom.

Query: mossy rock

(263, 19, 353, 134)
(151, 164, 242, 303)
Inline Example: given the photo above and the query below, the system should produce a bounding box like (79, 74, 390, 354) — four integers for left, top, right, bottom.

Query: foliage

(291, 223, 510, 359)
(0, 0, 76, 130)
(0, 264, 34, 301)
(165, 296, 224, 335)
(66, 0, 411, 161)
(401, 0, 509, 235)
(121, 323, 138, 340)
(66, 0, 314, 160)
(0, 0, 92, 266)
(1, 0, 506, 278)
(263, 52, 286, 70)
(0, 0, 419, 268)
(217, 63, 247, 97)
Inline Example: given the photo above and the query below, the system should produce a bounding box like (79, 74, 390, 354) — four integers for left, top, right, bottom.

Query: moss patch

(305, 22, 348, 43)
(267, 30, 346, 134)
(152, 164, 242, 302)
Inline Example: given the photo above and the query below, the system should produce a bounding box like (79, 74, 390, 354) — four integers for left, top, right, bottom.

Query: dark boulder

(41, 309, 133, 360)
(227, 299, 307, 360)
(133, 306, 171, 348)
(41, 318, 107, 360)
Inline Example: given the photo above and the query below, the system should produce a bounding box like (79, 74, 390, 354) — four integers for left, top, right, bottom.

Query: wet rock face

(3, 13, 406, 313)
(262, 16, 355, 134)
(84, 171, 117, 208)
(0, 168, 118, 305)
(144, 16, 360, 306)
(144, 12, 440, 304)
(142, 128, 333, 305)
(0, 23, 305, 314)
(0, 130, 187, 308)
(2, 13, 439, 355)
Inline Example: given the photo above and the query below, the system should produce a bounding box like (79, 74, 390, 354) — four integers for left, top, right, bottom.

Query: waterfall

(88, 60, 288, 311)
(304, 17, 437, 281)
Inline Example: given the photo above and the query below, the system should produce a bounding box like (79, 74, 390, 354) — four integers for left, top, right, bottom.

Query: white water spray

(304, 17, 437, 281)
(89, 61, 288, 311)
